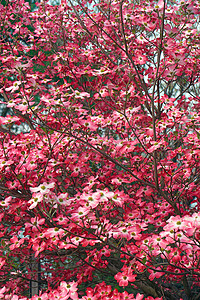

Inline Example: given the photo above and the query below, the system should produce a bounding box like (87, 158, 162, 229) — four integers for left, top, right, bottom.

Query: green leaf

(142, 256, 147, 264)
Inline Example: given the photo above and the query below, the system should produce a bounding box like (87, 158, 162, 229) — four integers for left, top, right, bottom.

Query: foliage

(0, 0, 200, 299)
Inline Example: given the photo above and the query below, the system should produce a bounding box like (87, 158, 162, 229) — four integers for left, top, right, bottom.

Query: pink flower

(32, 241, 46, 257)
(81, 287, 96, 300)
(148, 267, 165, 281)
(73, 90, 90, 99)
(114, 270, 137, 286)
(133, 51, 147, 65)
(0, 196, 11, 207)
(5, 81, 21, 92)
(25, 217, 45, 232)
(148, 141, 163, 153)
(28, 193, 43, 209)
(155, 0, 164, 10)
(135, 294, 144, 300)
(0, 159, 14, 169)
(71, 207, 89, 219)
(59, 281, 78, 300)
(31, 294, 48, 300)
(0, 258, 5, 269)
(30, 182, 55, 194)
(10, 236, 24, 250)
(0, 287, 6, 297)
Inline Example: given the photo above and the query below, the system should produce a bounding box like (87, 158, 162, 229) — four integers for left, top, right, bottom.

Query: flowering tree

(0, 0, 200, 299)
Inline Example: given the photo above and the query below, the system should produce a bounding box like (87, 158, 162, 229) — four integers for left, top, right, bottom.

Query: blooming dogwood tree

(0, 0, 200, 299)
